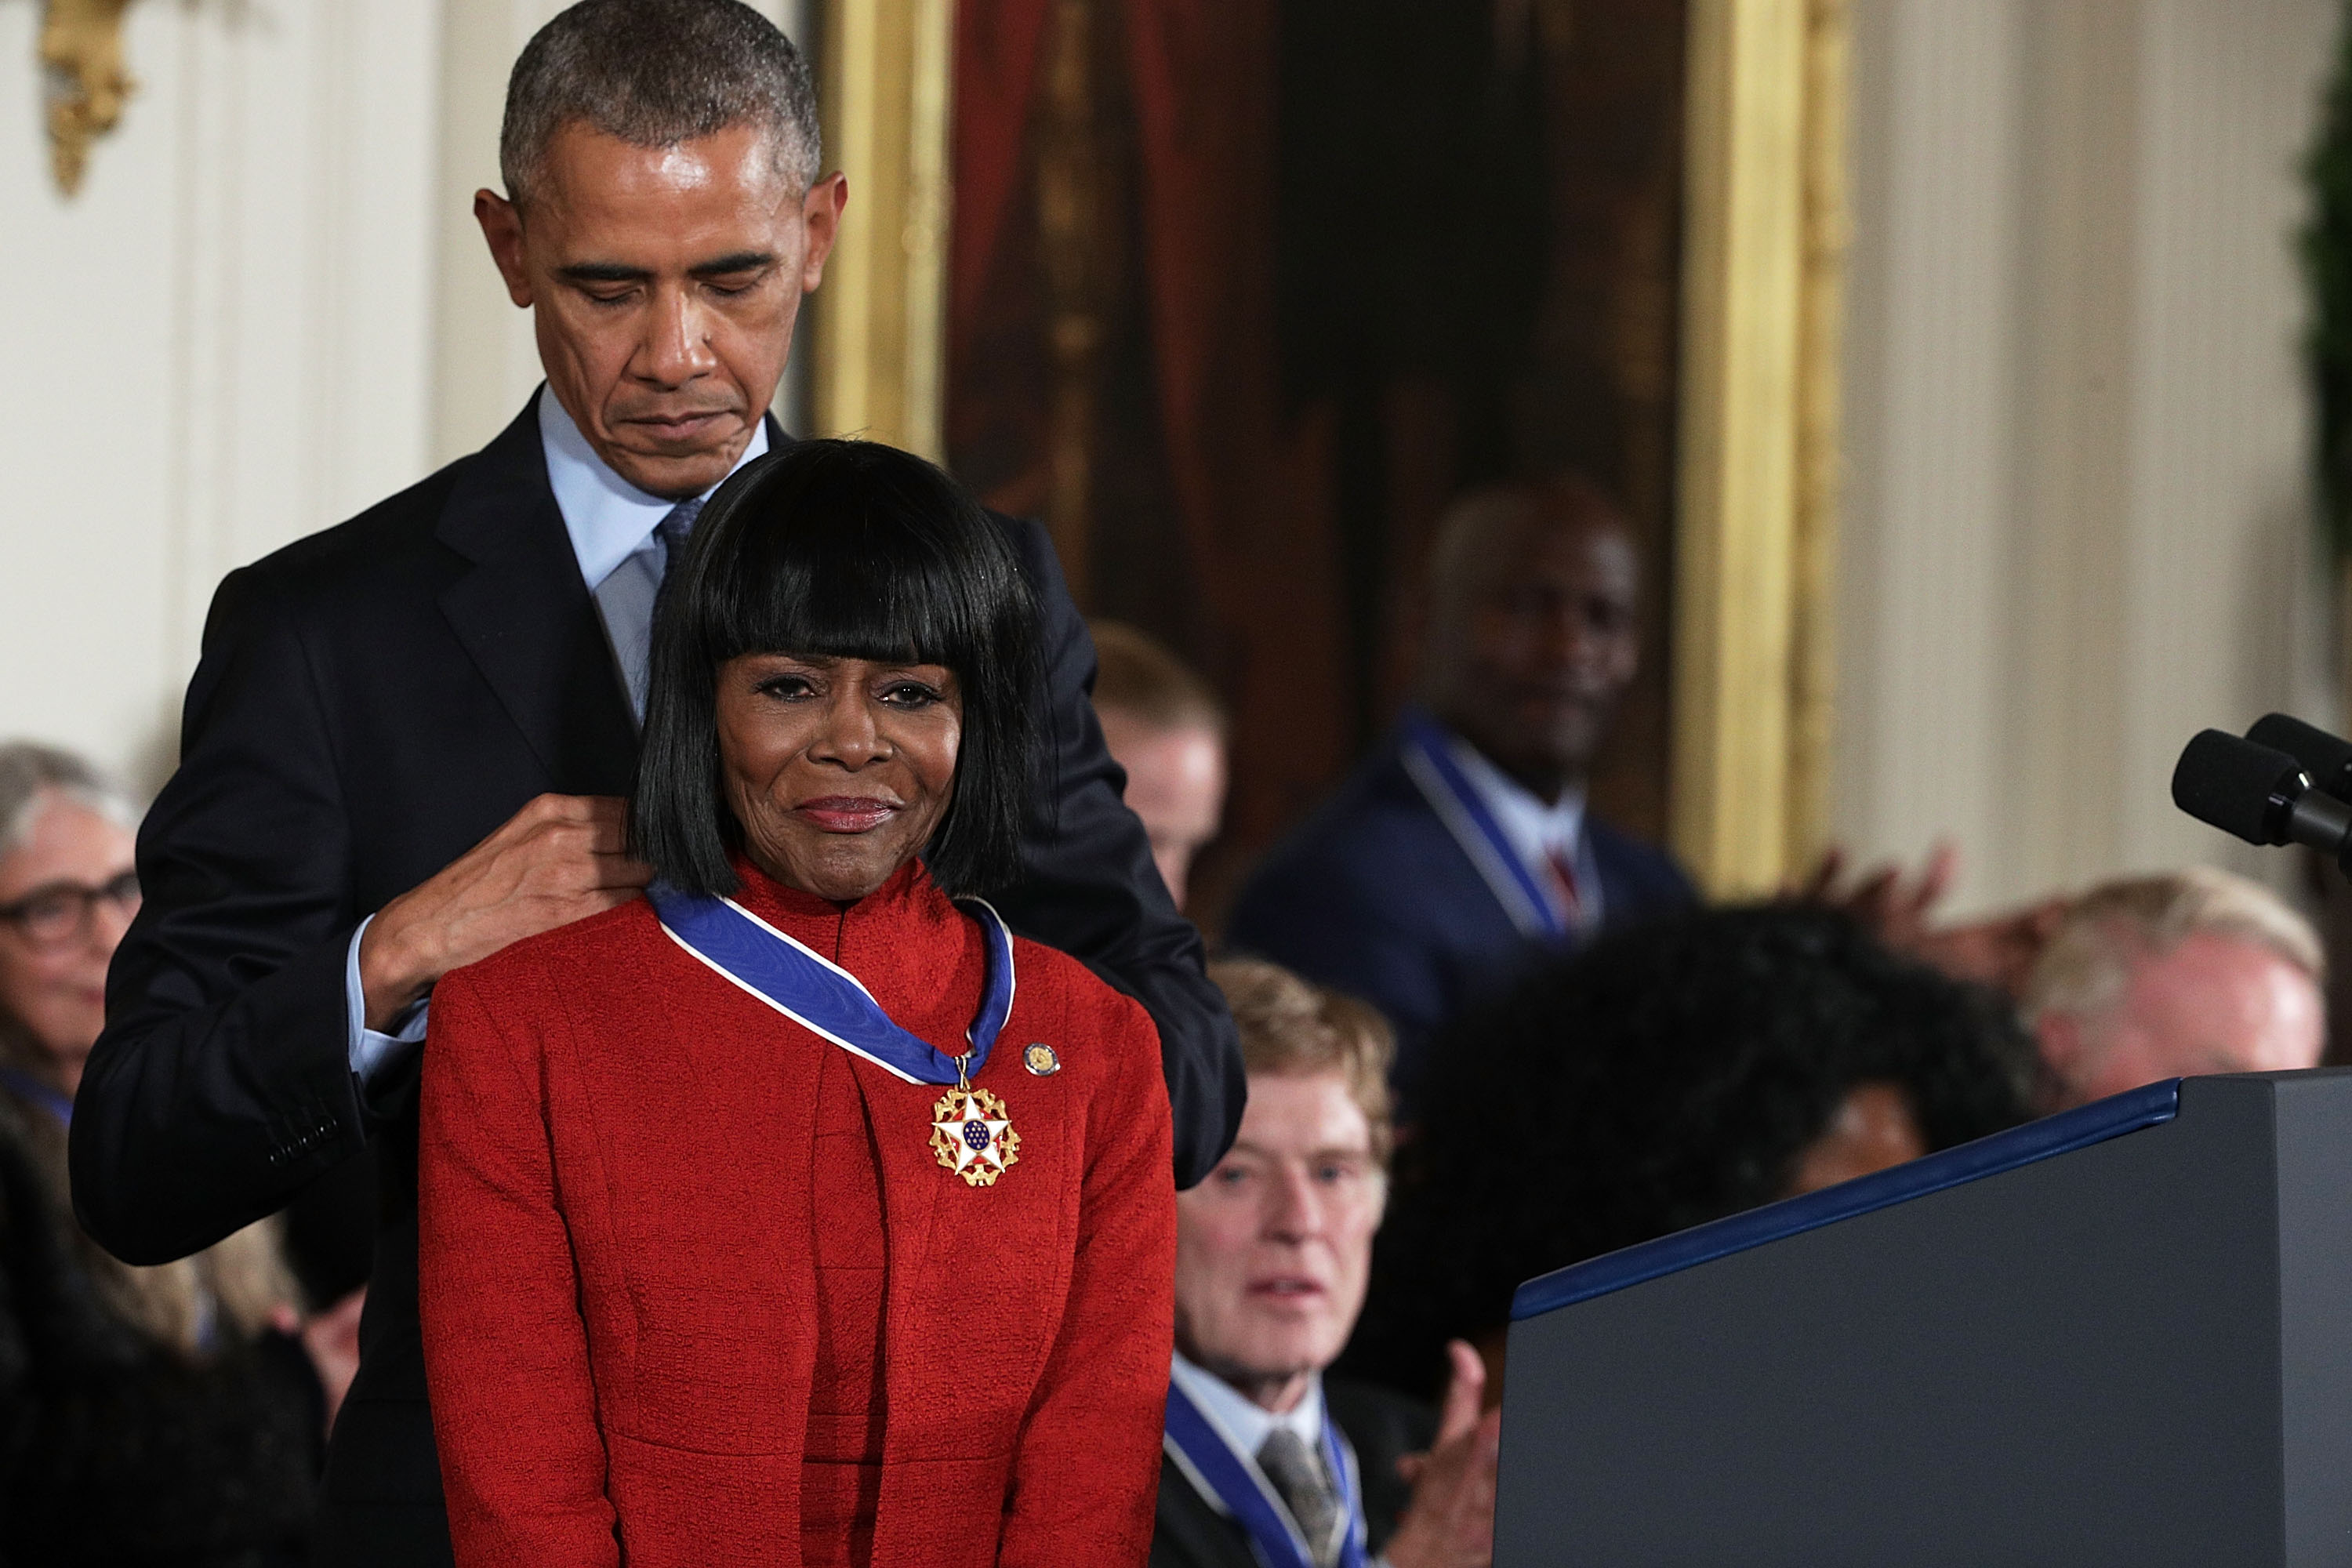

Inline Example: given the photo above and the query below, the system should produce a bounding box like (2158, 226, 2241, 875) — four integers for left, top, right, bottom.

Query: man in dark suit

(67, 3, 1242, 1561)
(1156, 960, 1495, 1568)
(1227, 477, 1693, 1109)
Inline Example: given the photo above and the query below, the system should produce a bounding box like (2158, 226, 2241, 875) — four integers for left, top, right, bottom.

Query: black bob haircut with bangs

(630, 438, 1043, 898)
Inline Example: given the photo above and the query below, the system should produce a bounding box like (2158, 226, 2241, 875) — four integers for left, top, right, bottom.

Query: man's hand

(1385, 1339, 1501, 1568)
(358, 794, 650, 1028)
(1797, 840, 1958, 955)
(1798, 842, 2067, 1000)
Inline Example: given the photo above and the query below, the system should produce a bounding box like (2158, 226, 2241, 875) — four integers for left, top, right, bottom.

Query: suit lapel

(434, 393, 639, 795)
(1375, 738, 1544, 955)
(1155, 1454, 1266, 1568)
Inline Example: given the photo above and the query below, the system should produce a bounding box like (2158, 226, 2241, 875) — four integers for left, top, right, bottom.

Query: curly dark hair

(1341, 902, 2034, 1399)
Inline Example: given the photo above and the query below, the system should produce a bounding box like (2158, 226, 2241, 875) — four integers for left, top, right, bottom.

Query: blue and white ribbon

(1397, 710, 1571, 943)
(645, 882, 1016, 1084)
(1163, 1381, 1367, 1568)
(0, 1066, 71, 1126)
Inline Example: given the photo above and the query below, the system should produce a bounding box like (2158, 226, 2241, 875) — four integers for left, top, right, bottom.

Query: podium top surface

(1509, 1077, 2181, 1321)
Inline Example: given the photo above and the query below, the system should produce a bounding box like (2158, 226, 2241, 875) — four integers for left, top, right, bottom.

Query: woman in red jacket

(417, 439, 1178, 1567)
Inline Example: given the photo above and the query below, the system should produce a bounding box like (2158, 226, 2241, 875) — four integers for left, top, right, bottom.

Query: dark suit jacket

(1225, 722, 1695, 1108)
(1149, 1378, 1436, 1568)
(68, 395, 1243, 1564)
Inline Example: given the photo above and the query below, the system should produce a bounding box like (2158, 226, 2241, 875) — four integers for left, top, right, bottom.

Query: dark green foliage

(2303, 0, 2352, 559)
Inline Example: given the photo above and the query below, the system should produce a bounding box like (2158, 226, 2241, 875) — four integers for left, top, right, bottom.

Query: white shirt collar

(537, 385, 771, 590)
(1443, 726, 1587, 868)
(1170, 1349, 1326, 1463)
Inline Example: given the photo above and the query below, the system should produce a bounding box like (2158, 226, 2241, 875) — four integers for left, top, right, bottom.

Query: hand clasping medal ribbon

(648, 883, 1023, 1186)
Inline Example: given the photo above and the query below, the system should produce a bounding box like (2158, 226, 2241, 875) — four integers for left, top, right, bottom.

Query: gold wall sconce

(41, 0, 140, 197)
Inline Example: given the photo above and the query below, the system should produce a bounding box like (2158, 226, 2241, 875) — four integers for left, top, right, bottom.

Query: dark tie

(1256, 1427, 1341, 1567)
(592, 496, 706, 723)
(651, 495, 705, 590)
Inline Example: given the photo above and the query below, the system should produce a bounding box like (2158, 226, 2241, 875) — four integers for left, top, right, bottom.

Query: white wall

(0, 0, 442, 789)
(1838, 0, 2343, 914)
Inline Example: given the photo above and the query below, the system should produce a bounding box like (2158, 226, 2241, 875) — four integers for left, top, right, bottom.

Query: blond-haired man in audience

(1093, 620, 1229, 911)
(1157, 960, 1497, 1568)
(2024, 866, 2324, 1109)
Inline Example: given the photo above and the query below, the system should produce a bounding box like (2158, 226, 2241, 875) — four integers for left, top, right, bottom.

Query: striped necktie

(1256, 1427, 1341, 1567)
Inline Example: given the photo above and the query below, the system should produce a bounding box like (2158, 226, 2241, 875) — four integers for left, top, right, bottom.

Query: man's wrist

(358, 901, 437, 1029)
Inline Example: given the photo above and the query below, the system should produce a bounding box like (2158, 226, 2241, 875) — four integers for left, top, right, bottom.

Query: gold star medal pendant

(932, 1051, 1020, 1187)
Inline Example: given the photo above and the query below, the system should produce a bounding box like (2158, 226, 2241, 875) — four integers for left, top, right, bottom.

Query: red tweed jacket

(417, 860, 1178, 1567)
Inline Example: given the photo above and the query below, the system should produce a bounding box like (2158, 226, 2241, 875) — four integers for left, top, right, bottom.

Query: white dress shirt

(1170, 1348, 1329, 1463)
(343, 387, 770, 1086)
(1443, 728, 1604, 933)
(539, 379, 769, 591)
(1169, 1350, 1381, 1566)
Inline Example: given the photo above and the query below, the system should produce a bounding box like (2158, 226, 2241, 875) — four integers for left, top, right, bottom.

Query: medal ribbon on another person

(646, 883, 1025, 1185)
(1162, 1381, 1367, 1568)
(1396, 709, 1571, 943)
(0, 1065, 73, 1126)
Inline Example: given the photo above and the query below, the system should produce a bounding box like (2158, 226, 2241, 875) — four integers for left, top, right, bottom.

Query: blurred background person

(1799, 841, 2068, 1004)
(1229, 480, 1695, 1110)
(0, 742, 326, 1565)
(1094, 619, 1230, 913)
(2024, 867, 2324, 1109)
(1343, 904, 2031, 1403)
(1160, 959, 1497, 1568)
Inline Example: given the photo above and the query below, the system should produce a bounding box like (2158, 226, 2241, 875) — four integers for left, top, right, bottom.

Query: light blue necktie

(592, 496, 704, 724)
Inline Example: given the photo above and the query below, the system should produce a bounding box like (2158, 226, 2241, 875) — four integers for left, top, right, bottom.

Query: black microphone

(2245, 713, 2352, 802)
(2172, 729, 2352, 868)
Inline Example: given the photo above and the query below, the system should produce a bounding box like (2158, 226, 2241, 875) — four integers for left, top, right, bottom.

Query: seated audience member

(1160, 960, 1497, 1568)
(0, 743, 321, 1563)
(1344, 905, 2031, 1402)
(1092, 619, 1229, 911)
(1227, 478, 1695, 1106)
(2023, 867, 2323, 1109)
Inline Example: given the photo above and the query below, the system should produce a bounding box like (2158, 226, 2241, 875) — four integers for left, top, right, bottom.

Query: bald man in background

(2023, 867, 2324, 1109)
(1227, 478, 1695, 1109)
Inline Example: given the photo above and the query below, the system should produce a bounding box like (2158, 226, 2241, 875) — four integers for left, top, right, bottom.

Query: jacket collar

(724, 855, 973, 1026)
(434, 391, 638, 791)
(429, 392, 790, 793)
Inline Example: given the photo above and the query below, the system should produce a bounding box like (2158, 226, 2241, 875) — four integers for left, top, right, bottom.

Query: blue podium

(1496, 1071, 2352, 1566)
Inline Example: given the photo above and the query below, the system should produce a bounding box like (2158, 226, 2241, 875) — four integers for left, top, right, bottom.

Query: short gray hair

(500, 0, 821, 210)
(2024, 866, 2325, 1027)
(0, 742, 137, 864)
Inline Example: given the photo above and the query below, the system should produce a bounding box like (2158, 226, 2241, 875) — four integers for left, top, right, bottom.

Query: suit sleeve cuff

(347, 914, 429, 1087)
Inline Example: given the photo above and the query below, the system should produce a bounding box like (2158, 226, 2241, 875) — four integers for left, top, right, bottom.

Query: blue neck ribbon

(1397, 709, 1570, 942)
(0, 1066, 71, 1126)
(645, 883, 1016, 1085)
(1163, 1381, 1367, 1568)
